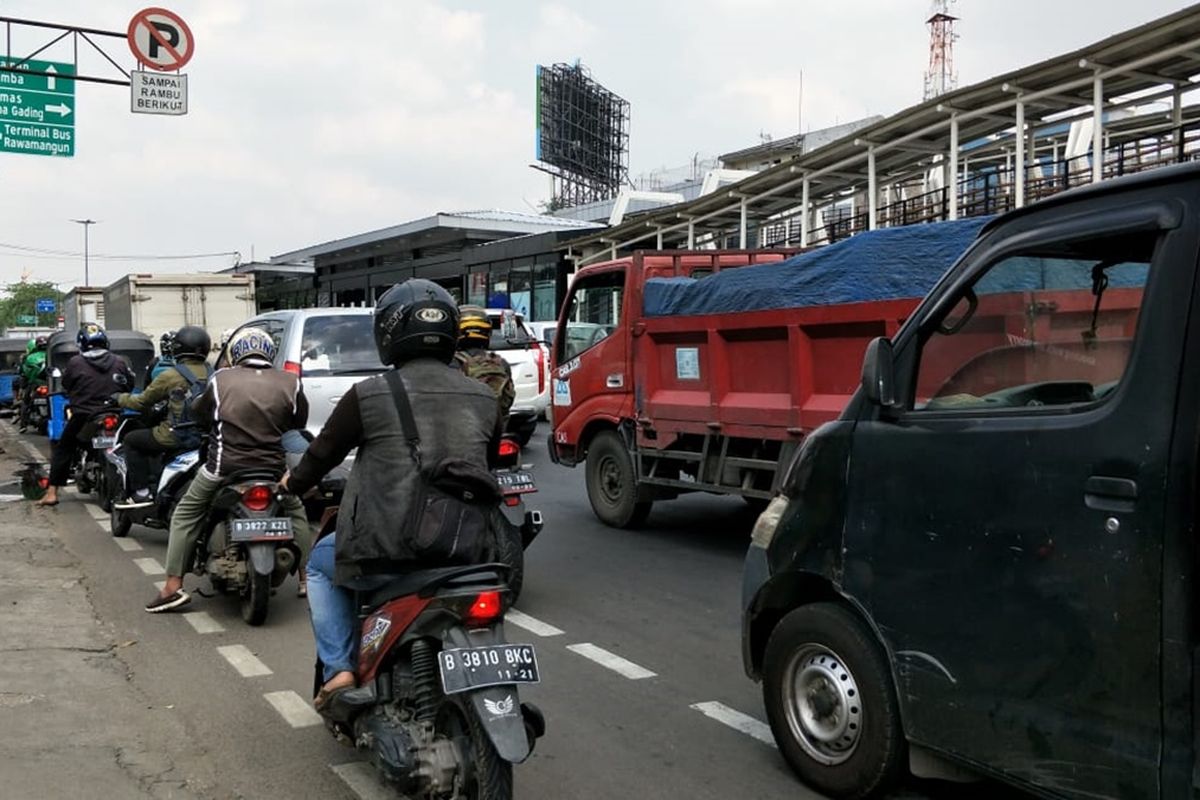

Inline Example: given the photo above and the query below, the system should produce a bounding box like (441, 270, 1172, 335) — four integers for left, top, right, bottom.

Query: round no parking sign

(127, 7, 195, 71)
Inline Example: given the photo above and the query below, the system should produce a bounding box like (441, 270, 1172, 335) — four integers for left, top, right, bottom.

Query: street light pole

(70, 219, 97, 286)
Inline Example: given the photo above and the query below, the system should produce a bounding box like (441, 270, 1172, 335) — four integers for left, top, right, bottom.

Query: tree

(0, 281, 64, 331)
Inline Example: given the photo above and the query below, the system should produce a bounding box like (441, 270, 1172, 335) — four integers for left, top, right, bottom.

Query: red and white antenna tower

(923, 0, 959, 101)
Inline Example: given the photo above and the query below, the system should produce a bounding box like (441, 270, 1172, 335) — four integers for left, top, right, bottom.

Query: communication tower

(923, 0, 959, 100)
(533, 62, 631, 209)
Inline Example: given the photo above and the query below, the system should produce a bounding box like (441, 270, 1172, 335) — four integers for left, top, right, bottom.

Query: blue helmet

(76, 323, 108, 352)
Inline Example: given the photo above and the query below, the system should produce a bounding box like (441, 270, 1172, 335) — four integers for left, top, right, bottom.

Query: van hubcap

(783, 644, 862, 765)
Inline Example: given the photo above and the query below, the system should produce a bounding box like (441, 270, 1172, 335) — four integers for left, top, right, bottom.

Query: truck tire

(585, 430, 651, 529)
(762, 603, 905, 799)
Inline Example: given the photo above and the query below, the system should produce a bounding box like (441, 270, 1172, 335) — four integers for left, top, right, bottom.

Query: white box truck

(102, 274, 257, 352)
(61, 287, 105, 333)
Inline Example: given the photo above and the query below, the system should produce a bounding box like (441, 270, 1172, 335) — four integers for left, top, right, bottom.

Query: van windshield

(300, 315, 384, 376)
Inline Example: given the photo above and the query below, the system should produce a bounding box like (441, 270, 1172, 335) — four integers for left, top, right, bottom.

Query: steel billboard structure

(534, 62, 630, 209)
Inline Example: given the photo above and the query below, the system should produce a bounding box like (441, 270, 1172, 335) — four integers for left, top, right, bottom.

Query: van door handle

(1084, 476, 1138, 512)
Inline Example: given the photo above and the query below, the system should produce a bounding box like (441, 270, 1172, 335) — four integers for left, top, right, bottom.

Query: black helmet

(374, 279, 459, 367)
(173, 325, 211, 358)
(159, 330, 177, 358)
(34, 335, 49, 349)
(76, 323, 108, 352)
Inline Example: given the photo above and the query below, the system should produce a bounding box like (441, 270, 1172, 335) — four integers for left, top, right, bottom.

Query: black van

(741, 163, 1200, 799)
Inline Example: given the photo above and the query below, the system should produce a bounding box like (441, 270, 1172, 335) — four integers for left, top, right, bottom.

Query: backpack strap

(173, 362, 201, 387)
(384, 369, 423, 469)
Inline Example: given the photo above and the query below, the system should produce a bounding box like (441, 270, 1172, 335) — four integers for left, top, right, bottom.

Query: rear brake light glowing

(283, 361, 302, 376)
(465, 591, 503, 625)
(35, 385, 48, 396)
(102, 415, 118, 432)
(498, 438, 520, 459)
(242, 484, 274, 511)
(503, 496, 521, 507)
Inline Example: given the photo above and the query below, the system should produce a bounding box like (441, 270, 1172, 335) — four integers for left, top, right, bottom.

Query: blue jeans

(306, 534, 356, 683)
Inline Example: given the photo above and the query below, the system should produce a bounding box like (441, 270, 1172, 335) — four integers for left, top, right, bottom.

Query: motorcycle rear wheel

(241, 571, 270, 626)
(493, 515, 524, 604)
(438, 697, 512, 800)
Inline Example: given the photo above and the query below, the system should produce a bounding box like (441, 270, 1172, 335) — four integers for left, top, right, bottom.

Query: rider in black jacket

(36, 324, 135, 507)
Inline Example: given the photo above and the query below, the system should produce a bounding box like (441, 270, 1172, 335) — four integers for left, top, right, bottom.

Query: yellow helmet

(458, 305, 491, 345)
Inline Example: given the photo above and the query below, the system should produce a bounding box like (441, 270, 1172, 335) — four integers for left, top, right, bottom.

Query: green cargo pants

(165, 466, 312, 578)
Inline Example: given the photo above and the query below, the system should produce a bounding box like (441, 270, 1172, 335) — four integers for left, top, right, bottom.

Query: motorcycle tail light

(35, 385, 48, 396)
(464, 591, 503, 626)
(242, 484, 274, 511)
(498, 438, 520, 460)
(102, 415, 118, 432)
(503, 496, 521, 507)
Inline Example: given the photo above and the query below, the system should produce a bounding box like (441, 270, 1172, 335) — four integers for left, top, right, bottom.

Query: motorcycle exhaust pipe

(273, 548, 295, 576)
(521, 510, 543, 549)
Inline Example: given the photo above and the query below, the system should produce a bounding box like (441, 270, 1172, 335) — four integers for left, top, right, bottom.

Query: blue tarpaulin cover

(642, 217, 992, 317)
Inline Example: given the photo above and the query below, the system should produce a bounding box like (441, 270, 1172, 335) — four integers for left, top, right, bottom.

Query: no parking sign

(127, 7, 194, 71)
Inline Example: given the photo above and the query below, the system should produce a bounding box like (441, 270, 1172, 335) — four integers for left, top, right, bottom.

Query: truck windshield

(561, 270, 623, 362)
(301, 315, 384, 376)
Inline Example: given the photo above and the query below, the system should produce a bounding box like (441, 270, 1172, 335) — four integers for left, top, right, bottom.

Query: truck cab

(743, 163, 1200, 799)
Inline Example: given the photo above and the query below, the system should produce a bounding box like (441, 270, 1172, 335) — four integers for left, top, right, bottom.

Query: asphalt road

(9, 421, 1024, 800)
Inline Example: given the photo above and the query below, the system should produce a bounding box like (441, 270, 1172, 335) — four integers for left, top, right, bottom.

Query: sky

(0, 0, 1193, 289)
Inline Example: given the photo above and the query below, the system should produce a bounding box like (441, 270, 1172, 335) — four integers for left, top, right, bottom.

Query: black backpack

(168, 362, 213, 449)
(384, 369, 500, 565)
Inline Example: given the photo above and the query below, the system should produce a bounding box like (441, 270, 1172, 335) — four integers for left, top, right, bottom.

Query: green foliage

(0, 281, 63, 331)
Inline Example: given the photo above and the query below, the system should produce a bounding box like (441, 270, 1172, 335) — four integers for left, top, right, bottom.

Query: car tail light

(102, 415, 118, 432)
(242, 484, 274, 511)
(498, 438, 520, 460)
(283, 361, 302, 376)
(533, 342, 546, 394)
(35, 385, 48, 396)
(464, 591, 504, 626)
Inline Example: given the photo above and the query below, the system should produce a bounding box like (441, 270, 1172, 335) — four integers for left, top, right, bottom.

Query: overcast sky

(0, 0, 1192, 288)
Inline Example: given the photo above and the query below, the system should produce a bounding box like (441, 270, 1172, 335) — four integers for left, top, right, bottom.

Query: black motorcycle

(491, 436, 542, 603)
(106, 413, 200, 534)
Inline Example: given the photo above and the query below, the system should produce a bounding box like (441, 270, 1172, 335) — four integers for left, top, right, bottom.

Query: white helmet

(227, 328, 277, 367)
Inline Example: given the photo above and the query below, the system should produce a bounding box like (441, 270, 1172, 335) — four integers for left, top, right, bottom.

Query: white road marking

(153, 581, 166, 591)
(566, 643, 656, 680)
(182, 612, 224, 635)
(690, 702, 777, 747)
(506, 609, 564, 637)
(113, 537, 142, 552)
(85, 505, 108, 521)
(20, 443, 43, 462)
(216, 645, 273, 678)
(0, 494, 24, 502)
(264, 690, 323, 728)
(330, 762, 395, 800)
(132, 557, 165, 576)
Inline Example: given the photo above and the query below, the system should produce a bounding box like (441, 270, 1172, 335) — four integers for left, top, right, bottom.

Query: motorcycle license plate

(33, 398, 47, 408)
(91, 435, 116, 449)
(439, 643, 539, 695)
(229, 518, 293, 542)
(496, 470, 537, 495)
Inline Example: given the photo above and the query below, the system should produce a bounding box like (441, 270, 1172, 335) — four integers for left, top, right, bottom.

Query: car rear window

(300, 315, 384, 376)
(488, 315, 533, 351)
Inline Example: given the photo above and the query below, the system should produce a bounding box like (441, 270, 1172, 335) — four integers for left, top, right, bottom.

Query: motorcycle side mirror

(861, 337, 898, 410)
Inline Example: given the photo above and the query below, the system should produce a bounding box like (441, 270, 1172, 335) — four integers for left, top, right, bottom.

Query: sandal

(314, 683, 354, 713)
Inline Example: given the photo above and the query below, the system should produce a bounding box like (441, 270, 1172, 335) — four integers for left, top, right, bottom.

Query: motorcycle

(106, 414, 200, 535)
(19, 378, 50, 434)
(70, 408, 122, 505)
(491, 436, 543, 603)
(319, 562, 545, 799)
(195, 471, 301, 626)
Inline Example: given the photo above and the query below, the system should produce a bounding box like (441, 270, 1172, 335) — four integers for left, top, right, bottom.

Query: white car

(485, 309, 549, 443)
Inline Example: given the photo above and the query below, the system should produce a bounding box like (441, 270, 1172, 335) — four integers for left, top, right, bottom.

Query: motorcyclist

(16, 335, 48, 431)
(35, 324, 135, 507)
(454, 305, 514, 427)
(282, 279, 501, 707)
(143, 330, 177, 386)
(145, 327, 311, 613)
(113, 325, 212, 509)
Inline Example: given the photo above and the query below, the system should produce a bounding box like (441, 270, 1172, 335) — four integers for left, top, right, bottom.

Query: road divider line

(330, 762, 395, 800)
(566, 643, 656, 680)
(690, 701, 777, 747)
(85, 505, 108, 521)
(216, 645, 273, 678)
(182, 611, 224, 634)
(113, 536, 142, 552)
(506, 609, 564, 637)
(153, 580, 166, 591)
(264, 690, 322, 728)
(132, 557, 165, 576)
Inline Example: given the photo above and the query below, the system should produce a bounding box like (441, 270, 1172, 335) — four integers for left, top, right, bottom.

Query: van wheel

(762, 603, 905, 799)
(585, 430, 651, 529)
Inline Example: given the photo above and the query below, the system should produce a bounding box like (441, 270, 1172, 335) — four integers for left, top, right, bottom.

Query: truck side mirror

(861, 337, 897, 408)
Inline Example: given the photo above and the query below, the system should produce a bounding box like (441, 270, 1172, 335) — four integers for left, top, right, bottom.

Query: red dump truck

(548, 219, 990, 527)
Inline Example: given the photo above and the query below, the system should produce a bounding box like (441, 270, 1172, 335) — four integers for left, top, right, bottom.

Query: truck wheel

(585, 430, 651, 528)
(762, 603, 905, 799)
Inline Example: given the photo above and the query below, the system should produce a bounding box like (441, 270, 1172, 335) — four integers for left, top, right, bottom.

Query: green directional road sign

(16, 315, 36, 326)
(0, 58, 76, 158)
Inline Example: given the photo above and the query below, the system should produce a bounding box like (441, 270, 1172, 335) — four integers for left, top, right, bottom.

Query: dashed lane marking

(690, 701, 777, 747)
(566, 643, 657, 680)
(84, 505, 108, 521)
(153, 580, 166, 591)
(113, 537, 142, 552)
(216, 645, 273, 678)
(132, 557, 165, 576)
(182, 611, 224, 634)
(264, 690, 323, 728)
(330, 762, 395, 800)
(506, 609, 564, 637)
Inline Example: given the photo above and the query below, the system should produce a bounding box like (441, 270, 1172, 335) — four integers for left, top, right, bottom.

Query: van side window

(561, 271, 623, 363)
(911, 231, 1156, 412)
